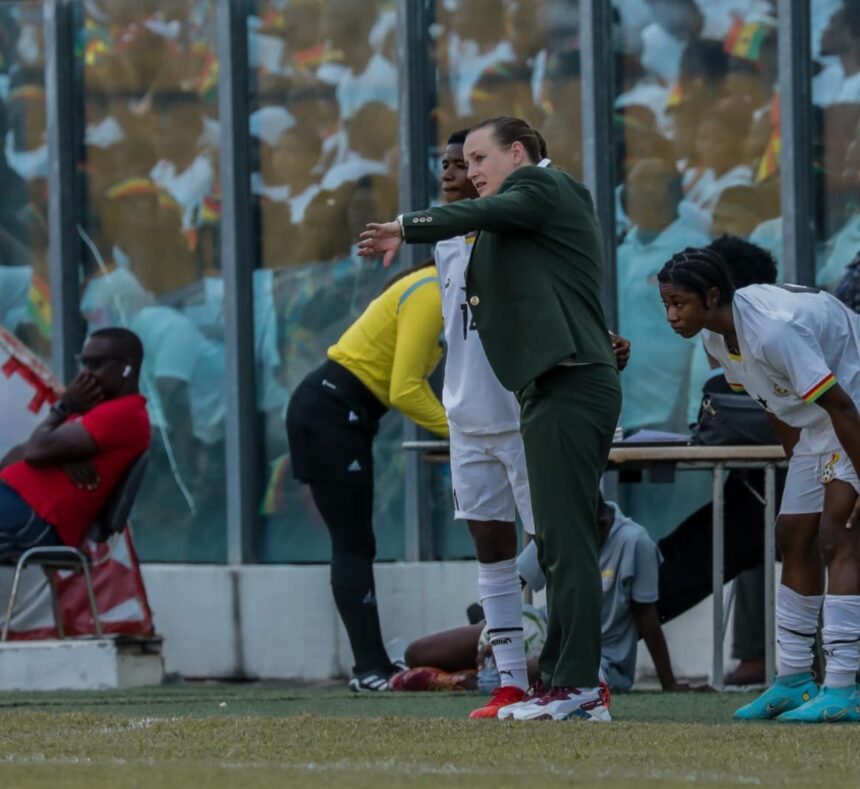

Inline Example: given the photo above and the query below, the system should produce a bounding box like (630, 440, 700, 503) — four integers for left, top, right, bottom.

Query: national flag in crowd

(756, 92, 780, 183)
(724, 16, 769, 63)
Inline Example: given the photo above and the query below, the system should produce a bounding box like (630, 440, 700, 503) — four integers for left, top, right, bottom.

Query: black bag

(692, 376, 778, 446)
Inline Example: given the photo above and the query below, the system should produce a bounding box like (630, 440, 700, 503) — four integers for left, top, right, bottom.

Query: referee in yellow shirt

(286, 260, 448, 692)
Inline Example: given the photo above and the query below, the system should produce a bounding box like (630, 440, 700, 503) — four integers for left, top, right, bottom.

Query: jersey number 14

(460, 302, 477, 340)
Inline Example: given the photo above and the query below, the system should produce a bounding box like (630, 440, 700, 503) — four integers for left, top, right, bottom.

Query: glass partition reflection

(428, 0, 583, 558)
(614, 0, 780, 437)
(812, 1, 860, 293)
(613, 0, 780, 539)
(251, 0, 403, 562)
(0, 3, 50, 364)
(77, 0, 226, 562)
(433, 0, 583, 178)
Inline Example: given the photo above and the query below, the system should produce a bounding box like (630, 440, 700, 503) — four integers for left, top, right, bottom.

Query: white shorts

(780, 450, 860, 515)
(448, 424, 535, 534)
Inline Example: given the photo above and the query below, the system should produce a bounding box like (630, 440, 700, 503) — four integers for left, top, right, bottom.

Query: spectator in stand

(675, 39, 729, 107)
(817, 124, 860, 290)
(813, 1, 860, 107)
(709, 185, 769, 239)
(639, 0, 704, 86)
(317, 0, 397, 122)
(0, 329, 150, 559)
(441, 0, 514, 121)
(679, 97, 754, 235)
(618, 156, 709, 434)
(253, 125, 323, 224)
(321, 101, 397, 192)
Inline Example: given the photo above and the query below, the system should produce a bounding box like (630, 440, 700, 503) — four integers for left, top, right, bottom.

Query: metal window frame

(44, 0, 83, 382)
(580, 0, 617, 328)
(778, 0, 815, 285)
(397, 0, 435, 561)
(217, 0, 257, 564)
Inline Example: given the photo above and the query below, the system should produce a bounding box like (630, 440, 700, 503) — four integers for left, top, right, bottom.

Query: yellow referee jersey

(328, 266, 449, 438)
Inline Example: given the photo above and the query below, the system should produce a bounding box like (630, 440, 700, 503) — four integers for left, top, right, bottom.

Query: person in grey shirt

(397, 495, 696, 695)
(519, 494, 689, 692)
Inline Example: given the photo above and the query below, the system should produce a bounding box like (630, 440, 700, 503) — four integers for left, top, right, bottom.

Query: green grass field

(1, 684, 859, 788)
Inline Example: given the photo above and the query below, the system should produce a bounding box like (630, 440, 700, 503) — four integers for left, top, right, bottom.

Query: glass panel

(77, 1, 226, 562)
(428, 0, 583, 558)
(251, 0, 402, 562)
(614, 1, 780, 537)
(0, 3, 50, 364)
(812, 0, 860, 292)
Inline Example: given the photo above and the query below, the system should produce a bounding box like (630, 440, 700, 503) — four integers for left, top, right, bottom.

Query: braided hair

(707, 235, 777, 288)
(657, 246, 736, 305)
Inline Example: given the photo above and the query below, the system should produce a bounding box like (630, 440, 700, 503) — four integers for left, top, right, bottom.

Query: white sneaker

(498, 681, 545, 720)
(511, 686, 612, 722)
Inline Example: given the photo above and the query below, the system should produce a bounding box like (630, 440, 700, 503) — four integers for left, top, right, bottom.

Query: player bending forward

(659, 245, 860, 722)
(435, 129, 629, 720)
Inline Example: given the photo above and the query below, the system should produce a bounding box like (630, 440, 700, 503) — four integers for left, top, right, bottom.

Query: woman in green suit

(358, 116, 622, 722)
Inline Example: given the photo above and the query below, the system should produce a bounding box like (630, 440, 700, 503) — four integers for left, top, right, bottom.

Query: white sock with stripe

(776, 584, 822, 677)
(822, 595, 860, 688)
(478, 558, 528, 691)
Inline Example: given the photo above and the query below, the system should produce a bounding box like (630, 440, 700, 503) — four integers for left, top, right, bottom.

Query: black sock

(331, 554, 392, 675)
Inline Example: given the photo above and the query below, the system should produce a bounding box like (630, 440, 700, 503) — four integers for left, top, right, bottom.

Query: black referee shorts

(286, 359, 387, 485)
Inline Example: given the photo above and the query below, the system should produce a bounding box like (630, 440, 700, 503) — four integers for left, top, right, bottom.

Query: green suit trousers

(518, 363, 622, 688)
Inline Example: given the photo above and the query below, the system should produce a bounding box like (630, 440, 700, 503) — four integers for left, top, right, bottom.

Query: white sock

(822, 595, 860, 688)
(776, 584, 822, 677)
(478, 558, 527, 691)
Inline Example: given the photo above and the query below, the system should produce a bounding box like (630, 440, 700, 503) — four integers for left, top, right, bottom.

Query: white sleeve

(758, 322, 837, 403)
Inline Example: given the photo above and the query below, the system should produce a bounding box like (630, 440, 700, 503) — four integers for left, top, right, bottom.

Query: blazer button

(469, 296, 480, 306)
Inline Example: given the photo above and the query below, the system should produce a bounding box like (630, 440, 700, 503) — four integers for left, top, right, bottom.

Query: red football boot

(468, 685, 528, 719)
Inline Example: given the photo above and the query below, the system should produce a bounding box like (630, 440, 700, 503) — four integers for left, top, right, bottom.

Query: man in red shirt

(0, 328, 151, 558)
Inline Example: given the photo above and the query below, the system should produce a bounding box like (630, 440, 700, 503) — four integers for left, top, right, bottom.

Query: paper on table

(619, 429, 692, 444)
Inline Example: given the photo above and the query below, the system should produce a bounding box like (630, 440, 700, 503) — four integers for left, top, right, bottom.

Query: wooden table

(404, 440, 788, 688)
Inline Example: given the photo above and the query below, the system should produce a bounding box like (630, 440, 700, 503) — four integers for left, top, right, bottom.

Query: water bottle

(476, 657, 500, 694)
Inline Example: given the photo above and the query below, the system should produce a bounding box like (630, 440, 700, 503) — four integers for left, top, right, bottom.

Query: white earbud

(123, 365, 132, 378)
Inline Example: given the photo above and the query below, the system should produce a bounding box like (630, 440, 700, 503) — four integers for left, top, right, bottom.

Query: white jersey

(702, 284, 860, 455)
(435, 235, 520, 435)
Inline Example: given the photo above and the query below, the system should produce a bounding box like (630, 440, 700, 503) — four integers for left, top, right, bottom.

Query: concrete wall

(141, 562, 735, 683)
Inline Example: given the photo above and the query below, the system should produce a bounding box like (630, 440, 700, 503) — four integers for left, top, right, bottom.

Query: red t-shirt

(0, 394, 151, 547)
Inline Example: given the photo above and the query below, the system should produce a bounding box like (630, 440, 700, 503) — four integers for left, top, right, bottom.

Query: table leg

(764, 463, 777, 682)
(712, 463, 725, 689)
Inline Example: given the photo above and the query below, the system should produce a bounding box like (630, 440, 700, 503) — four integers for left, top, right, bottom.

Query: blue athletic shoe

(777, 685, 860, 723)
(733, 672, 818, 720)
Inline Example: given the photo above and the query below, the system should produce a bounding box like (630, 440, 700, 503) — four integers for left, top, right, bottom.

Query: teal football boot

(777, 685, 860, 723)
(733, 672, 818, 720)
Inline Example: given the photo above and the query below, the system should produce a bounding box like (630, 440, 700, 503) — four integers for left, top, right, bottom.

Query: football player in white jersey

(434, 129, 533, 718)
(435, 130, 630, 719)
(658, 243, 860, 722)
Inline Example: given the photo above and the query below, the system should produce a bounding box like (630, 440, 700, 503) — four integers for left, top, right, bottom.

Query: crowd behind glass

(0, 0, 858, 561)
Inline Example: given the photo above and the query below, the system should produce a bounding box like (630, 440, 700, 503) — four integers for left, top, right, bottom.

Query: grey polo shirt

(517, 502, 662, 691)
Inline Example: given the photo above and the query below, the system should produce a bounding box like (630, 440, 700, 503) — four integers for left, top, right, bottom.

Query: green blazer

(403, 165, 616, 392)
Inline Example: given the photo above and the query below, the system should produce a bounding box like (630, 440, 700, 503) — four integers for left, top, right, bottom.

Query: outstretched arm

(358, 168, 559, 266)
